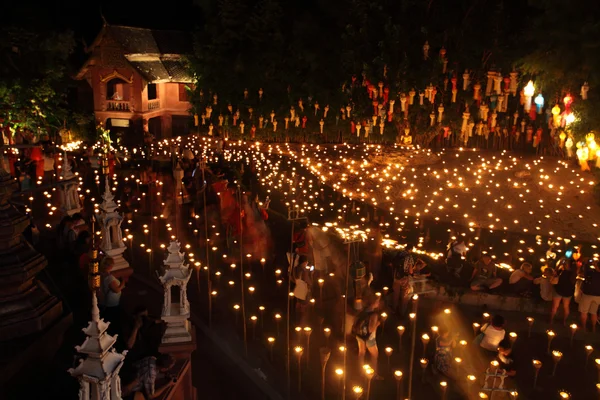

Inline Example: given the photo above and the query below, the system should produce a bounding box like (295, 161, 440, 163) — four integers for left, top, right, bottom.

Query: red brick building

(76, 23, 194, 141)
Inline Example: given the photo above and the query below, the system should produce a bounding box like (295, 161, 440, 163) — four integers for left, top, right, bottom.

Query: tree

(519, 0, 600, 139)
(0, 25, 75, 141)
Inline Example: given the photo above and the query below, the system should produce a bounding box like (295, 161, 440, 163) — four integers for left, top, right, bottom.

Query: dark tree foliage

(519, 0, 600, 138)
(0, 26, 76, 138)
(189, 0, 532, 123)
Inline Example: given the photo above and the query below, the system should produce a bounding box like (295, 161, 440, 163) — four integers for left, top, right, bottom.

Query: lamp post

(199, 159, 212, 328)
(342, 233, 364, 400)
(286, 207, 307, 397)
(397, 325, 405, 350)
(320, 348, 331, 400)
(295, 346, 304, 392)
(394, 370, 403, 400)
(420, 358, 428, 383)
(552, 350, 563, 376)
(532, 359, 542, 389)
(527, 317, 534, 338)
(267, 337, 275, 360)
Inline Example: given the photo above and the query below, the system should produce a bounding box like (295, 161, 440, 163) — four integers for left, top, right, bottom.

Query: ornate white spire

(69, 291, 127, 399)
(101, 176, 117, 213)
(159, 240, 192, 343)
(60, 151, 75, 180)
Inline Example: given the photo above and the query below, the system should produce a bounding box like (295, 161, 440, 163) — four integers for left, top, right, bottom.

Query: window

(178, 83, 189, 102)
(147, 83, 158, 100)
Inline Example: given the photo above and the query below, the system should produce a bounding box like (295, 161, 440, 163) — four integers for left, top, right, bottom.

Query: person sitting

(470, 255, 503, 291)
(121, 354, 176, 399)
(509, 262, 536, 295)
(124, 306, 165, 360)
(496, 339, 516, 377)
(477, 314, 506, 354)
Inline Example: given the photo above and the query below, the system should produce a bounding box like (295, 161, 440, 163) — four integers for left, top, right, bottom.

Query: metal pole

(238, 186, 248, 357)
(286, 218, 295, 399)
(201, 162, 212, 328)
(407, 301, 418, 400)
(341, 237, 362, 400)
(342, 242, 351, 400)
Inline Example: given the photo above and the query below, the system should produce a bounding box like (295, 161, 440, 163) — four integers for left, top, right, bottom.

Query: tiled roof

(107, 25, 193, 55)
(76, 24, 194, 82)
(128, 60, 170, 82)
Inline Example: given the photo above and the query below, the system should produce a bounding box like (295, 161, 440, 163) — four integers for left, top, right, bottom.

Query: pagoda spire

(69, 250, 127, 399)
(159, 240, 192, 343)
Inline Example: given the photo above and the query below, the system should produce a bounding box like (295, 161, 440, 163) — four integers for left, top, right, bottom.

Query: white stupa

(58, 151, 82, 216)
(159, 240, 192, 343)
(68, 292, 127, 399)
(98, 177, 129, 271)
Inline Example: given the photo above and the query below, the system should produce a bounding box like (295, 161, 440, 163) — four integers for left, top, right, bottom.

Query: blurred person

(578, 258, 600, 333)
(470, 255, 502, 291)
(550, 258, 577, 326)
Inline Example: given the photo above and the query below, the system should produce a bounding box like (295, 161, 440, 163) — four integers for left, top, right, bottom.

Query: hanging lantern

(523, 81, 535, 112)
(534, 94, 544, 114)
(563, 94, 573, 113)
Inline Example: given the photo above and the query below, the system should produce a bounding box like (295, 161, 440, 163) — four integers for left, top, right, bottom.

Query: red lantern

(372, 100, 379, 115)
(563, 94, 573, 113)
(368, 85, 376, 99)
(503, 77, 510, 92)
(383, 87, 390, 103)
(451, 77, 457, 91)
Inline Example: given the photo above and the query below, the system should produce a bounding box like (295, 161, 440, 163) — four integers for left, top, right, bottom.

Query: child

(497, 339, 516, 376)
(434, 325, 457, 378)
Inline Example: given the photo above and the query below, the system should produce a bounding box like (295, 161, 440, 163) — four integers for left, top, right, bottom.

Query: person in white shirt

(291, 256, 312, 325)
(478, 315, 506, 353)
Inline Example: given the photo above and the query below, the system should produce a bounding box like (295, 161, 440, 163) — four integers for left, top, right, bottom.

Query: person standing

(550, 258, 577, 326)
(352, 295, 382, 377)
(99, 257, 126, 335)
(578, 258, 600, 333)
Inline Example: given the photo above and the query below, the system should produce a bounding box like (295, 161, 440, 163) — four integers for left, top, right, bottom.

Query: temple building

(75, 23, 195, 142)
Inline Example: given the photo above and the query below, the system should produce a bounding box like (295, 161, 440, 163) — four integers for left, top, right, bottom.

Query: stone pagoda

(98, 177, 129, 272)
(0, 158, 63, 341)
(58, 151, 82, 216)
(68, 290, 127, 399)
(158, 241, 192, 343)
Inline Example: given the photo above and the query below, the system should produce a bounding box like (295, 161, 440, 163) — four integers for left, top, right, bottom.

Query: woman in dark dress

(550, 258, 577, 326)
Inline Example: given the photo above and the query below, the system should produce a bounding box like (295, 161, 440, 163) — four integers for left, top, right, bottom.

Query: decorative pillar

(159, 241, 193, 343)
(493, 74, 503, 95)
(485, 71, 496, 97)
(68, 289, 126, 400)
(473, 83, 481, 101)
(462, 71, 470, 91)
(408, 89, 416, 105)
(509, 71, 519, 96)
(98, 177, 129, 272)
(437, 104, 445, 123)
(58, 152, 82, 216)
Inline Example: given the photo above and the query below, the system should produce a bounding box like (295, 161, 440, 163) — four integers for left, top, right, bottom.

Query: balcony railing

(148, 99, 160, 110)
(106, 100, 131, 112)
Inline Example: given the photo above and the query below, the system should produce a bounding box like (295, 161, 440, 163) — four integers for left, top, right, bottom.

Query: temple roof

(76, 24, 193, 83)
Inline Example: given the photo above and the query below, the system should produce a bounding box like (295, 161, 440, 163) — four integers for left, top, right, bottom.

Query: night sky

(9, 0, 204, 43)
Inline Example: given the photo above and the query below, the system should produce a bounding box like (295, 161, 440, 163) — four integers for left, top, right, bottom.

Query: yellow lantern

(559, 132, 566, 141)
